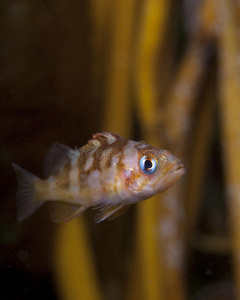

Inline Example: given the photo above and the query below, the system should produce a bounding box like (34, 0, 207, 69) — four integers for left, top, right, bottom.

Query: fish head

(119, 142, 186, 201)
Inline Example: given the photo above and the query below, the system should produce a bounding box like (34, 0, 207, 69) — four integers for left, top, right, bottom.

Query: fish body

(12, 132, 186, 223)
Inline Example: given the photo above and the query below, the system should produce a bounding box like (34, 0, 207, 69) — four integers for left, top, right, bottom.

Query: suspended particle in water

(18, 250, 29, 261)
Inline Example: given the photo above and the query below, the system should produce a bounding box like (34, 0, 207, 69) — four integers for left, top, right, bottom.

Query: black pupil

(144, 159, 152, 170)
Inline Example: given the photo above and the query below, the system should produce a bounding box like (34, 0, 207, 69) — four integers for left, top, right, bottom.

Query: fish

(12, 132, 186, 223)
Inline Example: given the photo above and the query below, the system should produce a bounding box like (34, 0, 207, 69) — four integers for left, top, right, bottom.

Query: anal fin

(49, 202, 86, 223)
(94, 204, 131, 223)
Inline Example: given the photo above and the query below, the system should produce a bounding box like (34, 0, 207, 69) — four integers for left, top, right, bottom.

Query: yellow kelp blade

(132, 0, 172, 299)
(218, 0, 240, 298)
(101, 0, 136, 296)
(135, 0, 170, 138)
(102, 0, 136, 135)
(53, 218, 102, 300)
(134, 193, 165, 300)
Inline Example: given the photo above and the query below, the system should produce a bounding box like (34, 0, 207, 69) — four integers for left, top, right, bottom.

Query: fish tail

(12, 163, 44, 221)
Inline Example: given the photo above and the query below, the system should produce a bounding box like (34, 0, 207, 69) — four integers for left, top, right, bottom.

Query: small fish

(12, 132, 186, 223)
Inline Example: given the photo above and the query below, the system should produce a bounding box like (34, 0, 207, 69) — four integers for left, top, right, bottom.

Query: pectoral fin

(94, 204, 131, 223)
(49, 202, 86, 223)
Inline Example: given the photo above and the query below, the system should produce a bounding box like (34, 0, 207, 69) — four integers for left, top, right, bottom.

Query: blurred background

(1, 0, 240, 299)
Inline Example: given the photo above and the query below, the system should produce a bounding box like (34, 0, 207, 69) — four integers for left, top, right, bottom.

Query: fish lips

(168, 162, 186, 177)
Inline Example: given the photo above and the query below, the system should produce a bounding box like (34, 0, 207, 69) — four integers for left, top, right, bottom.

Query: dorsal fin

(81, 132, 121, 152)
(43, 143, 73, 178)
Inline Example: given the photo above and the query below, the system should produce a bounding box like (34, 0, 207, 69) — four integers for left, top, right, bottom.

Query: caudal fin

(12, 163, 44, 221)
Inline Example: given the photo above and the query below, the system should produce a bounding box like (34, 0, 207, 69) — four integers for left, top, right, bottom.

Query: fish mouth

(169, 162, 186, 175)
(152, 161, 186, 193)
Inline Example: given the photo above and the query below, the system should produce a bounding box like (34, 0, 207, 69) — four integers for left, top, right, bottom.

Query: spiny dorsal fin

(81, 132, 121, 152)
(49, 202, 86, 223)
(94, 203, 131, 223)
(43, 143, 73, 178)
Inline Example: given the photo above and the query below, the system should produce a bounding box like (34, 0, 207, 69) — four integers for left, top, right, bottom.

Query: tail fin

(12, 163, 44, 221)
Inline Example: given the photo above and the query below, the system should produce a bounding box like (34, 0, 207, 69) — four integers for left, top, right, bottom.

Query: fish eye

(139, 156, 157, 174)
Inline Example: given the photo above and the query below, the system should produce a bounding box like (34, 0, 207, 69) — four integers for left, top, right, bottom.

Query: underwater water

(1, 1, 239, 300)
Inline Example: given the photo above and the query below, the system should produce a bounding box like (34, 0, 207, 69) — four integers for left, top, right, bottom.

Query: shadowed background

(1, 0, 239, 299)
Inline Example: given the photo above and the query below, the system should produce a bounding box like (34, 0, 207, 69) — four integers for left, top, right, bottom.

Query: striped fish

(12, 132, 186, 223)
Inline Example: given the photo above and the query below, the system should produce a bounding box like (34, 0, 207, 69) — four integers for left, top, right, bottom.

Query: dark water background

(0, 1, 236, 299)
